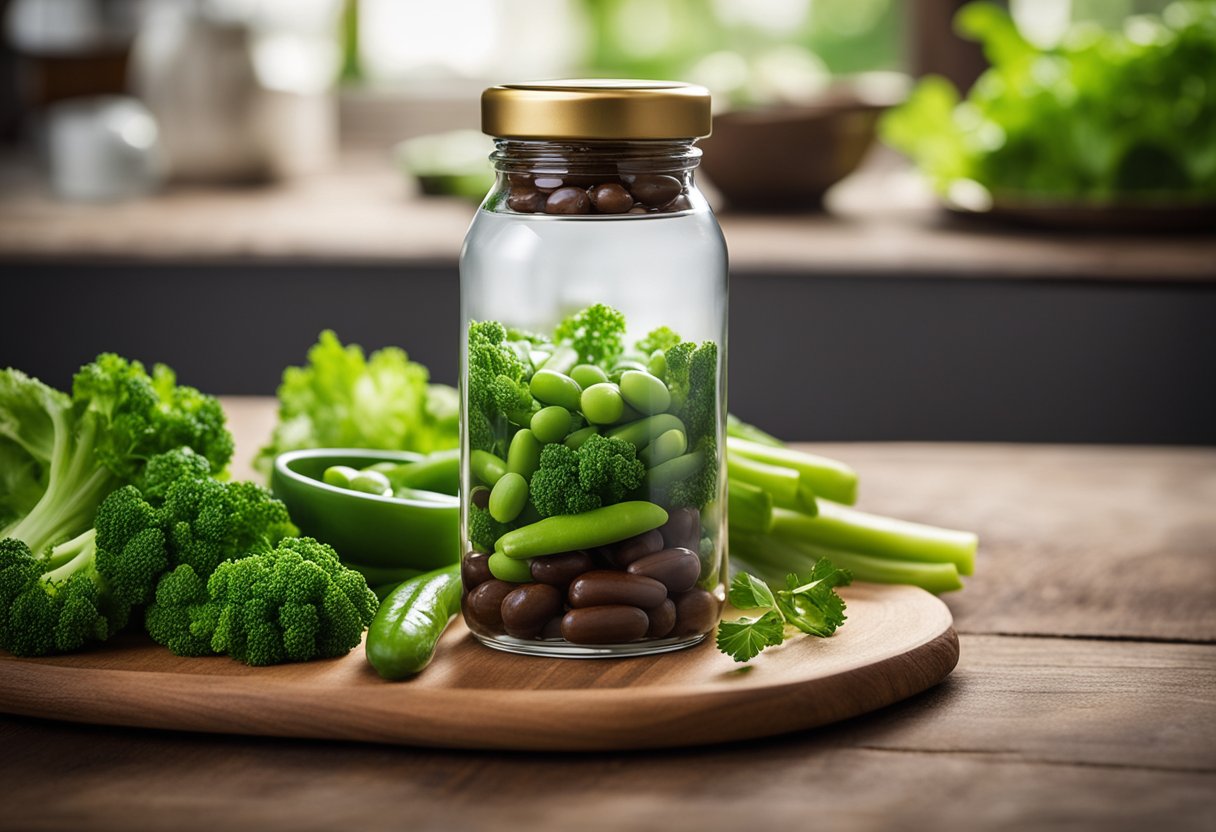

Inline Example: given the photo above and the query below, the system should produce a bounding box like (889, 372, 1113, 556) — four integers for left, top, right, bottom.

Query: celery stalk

(770, 502, 977, 576)
(727, 454, 802, 507)
(727, 437, 859, 505)
(727, 479, 774, 534)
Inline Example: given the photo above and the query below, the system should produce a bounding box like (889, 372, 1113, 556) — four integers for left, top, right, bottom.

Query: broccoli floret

(146, 538, 378, 666)
(664, 340, 719, 446)
(635, 326, 682, 356)
(468, 504, 510, 553)
(1, 355, 233, 555)
(554, 303, 626, 367)
(529, 435, 645, 518)
(0, 534, 128, 657)
(160, 477, 298, 580)
(136, 447, 211, 502)
(467, 321, 535, 433)
(93, 485, 169, 607)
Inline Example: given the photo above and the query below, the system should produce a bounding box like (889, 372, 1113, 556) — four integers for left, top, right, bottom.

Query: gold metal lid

(481, 80, 712, 141)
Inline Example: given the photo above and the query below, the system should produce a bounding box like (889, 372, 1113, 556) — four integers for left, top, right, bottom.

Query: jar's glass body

(459, 140, 728, 657)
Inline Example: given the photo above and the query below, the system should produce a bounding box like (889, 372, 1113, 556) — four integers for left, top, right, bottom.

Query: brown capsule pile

(461, 508, 720, 646)
(502, 173, 692, 216)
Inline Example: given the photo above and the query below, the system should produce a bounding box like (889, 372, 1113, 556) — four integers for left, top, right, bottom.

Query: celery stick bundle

(725, 419, 977, 593)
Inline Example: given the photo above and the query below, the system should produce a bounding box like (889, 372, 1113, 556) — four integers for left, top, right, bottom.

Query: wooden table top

(3, 398, 1214, 831)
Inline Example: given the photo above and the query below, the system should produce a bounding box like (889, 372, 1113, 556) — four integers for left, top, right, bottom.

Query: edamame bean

(647, 350, 667, 378)
(619, 370, 671, 415)
(488, 551, 534, 582)
(497, 501, 669, 559)
(470, 450, 507, 486)
(362, 462, 398, 476)
(529, 349, 552, 369)
(530, 405, 572, 444)
(639, 428, 687, 467)
(564, 425, 599, 449)
(570, 363, 609, 389)
(611, 359, 650, 375)
(581, 382, 624, 424)
(348, 469, 393, 496)
(607, 413, 685, 447)
(530, 369, 582, 410)
(489, 472, 528, 523)
(506, 429, 542, 479)
(322, 465, 359, 488)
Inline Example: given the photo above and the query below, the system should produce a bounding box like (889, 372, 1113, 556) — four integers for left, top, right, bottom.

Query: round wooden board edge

(0, 589, 960, 752)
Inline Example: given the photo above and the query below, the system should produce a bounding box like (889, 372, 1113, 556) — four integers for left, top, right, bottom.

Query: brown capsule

(627, 174, 682, 207)
(672, 588, 720, 636)
(540, 615, 565, 640)
(533, 175, 565, 192)
(507, 187, 546, 213)
(471, 486, 491, 510)
(660, 193, 692, 213)
(466, 579, 515, 629)
(589, 183, 634, 214)
(462, 551, 493, 589)
(644, 599, 676, 638)
(610, 529, 665, 567)
(568, 570, 667, 610)
(627, 206, 650, 214)
(530, 550, 594, 587)
(561, 605, 649, 644)
(659, 507, 700, 551)
(545, 186, 591, 215)
(501, 583, 563, 639)
(626, 547, 700, 594)
(507, 172, 533, 187)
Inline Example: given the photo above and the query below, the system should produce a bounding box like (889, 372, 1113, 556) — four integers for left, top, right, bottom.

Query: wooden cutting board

(0, 583, 957, 751)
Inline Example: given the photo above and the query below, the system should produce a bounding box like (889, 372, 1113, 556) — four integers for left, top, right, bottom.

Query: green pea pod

(497, 501, 669, 559)
(366, 564, 462, 681)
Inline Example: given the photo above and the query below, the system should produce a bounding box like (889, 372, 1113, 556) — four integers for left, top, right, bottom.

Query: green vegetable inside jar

(460, 80, 728, 657)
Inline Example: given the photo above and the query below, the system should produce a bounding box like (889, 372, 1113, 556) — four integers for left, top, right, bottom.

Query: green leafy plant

(716, 561, 852, 663)
(881, 1, 1216, 203)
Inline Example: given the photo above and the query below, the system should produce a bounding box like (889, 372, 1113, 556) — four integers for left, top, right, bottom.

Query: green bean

(563, 425, 599, 449)
(383, 449, 460, 495)
(506, 429, 542, 479)
(619, 370, 671, 415)
(497, 501, 669, 559)
(531, 405, 572, 444)
(365, 565, 462, 680)
(470, 449, 507, 486)
(570, 363, 609, 389)
(488, 551, 533, 582)
(645, 450, 705, 491)
(530, 369, 582, 410)
(581, 382, 624, 424)
(362, 462, 398, 475)
(639, 428, 686, 467)
(489, 472, 528, 523)
(607, 413, 685, 447)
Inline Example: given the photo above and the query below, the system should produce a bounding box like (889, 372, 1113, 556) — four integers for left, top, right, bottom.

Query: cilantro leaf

(775, 559, 852, 638)
(716, 610, 786, 663)
(727, 572, 777, 610)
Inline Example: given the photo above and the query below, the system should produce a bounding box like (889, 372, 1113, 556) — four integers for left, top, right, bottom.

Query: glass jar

(459, 80, 727, 657)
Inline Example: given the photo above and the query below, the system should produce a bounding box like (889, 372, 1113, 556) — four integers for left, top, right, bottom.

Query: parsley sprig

(716, 559, 852, 663)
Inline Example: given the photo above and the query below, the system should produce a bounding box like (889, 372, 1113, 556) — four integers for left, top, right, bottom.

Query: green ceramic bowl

(271, 448, 459, 571)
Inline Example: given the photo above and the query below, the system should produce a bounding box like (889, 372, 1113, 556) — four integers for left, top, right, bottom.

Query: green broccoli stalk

(554, 303, 626, 367)
(145, 538, 379, 666)
(529, 434, 645, 518)
(0, 355, 233, 556)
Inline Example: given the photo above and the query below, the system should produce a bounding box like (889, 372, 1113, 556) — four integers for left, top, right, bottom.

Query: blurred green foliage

(881, 1, 1216, 203)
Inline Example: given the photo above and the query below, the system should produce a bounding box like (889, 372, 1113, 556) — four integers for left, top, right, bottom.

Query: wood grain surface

(0, 584, 958, 751)
(2, 399, 1213, 831)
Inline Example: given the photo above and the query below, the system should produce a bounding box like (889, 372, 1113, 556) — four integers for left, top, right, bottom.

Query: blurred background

(0, 0, 1213, 443)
